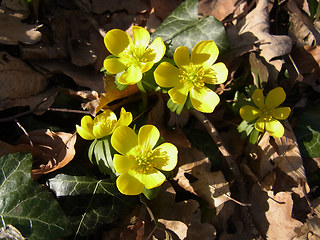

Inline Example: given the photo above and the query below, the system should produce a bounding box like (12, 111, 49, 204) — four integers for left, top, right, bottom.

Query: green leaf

(47, 172, 136, 237)
(151, 0, 228, 56)
(0, 152, 70, 240)
(294, 104, 320, 158)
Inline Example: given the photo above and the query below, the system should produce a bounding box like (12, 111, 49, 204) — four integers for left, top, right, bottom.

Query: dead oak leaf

(174, 148, 230, 209)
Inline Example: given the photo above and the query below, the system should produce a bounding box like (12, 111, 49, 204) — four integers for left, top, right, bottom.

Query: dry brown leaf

(151, 0, 183, 20)
(250, 184, 303, 240)
(150, 181, 216, 240)
(90, 0, 149, 14)
(0, 52, 48, 102)
(174, 148, 230, 209)
(1, 0, 29, 12)
(0, 8, 41, 45)
(293, 217, 320, 240)
(198, 0, 238, 21)
(16, 129, 77, 178)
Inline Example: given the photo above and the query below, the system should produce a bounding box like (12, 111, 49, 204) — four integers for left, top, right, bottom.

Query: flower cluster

(103, 27, 228, 113)
(76, 108, 178, 196)
(239, 87, 291, 138)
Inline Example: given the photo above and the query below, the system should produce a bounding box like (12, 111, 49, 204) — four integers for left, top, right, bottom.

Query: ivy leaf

(151, 0, 228, 55)
(0, 152, 70, 240)
(47, 171, 136, 237)
(294, 104, 320, 158)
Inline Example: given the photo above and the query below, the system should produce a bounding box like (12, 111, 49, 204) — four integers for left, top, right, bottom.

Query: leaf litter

(0, 0, 320, 239)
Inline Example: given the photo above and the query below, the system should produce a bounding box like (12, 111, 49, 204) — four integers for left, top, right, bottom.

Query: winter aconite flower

(103, 26, 166, 85)
(76, 108, 132, 140)
(154, 40, 228, 113)
(111, 125, 178, 195)
(239, 87, 291, 138)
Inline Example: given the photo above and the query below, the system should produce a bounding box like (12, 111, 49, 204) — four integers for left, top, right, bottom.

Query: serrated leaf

(0, 152, 70, 240)
(151, 0, 228, 55)
(47, 172, 136, 237)
(294, 104, 320, 158)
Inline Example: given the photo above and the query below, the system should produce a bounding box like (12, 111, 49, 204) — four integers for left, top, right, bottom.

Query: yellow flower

(76, 108, 132, 140)
(239, 87, 291, 138)
(154, 40, 228, 113)
(103, 26, 166, 85)
(111, 125, 178, 195)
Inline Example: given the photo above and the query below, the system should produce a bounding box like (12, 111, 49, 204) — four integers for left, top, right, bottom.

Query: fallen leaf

(293, 217, 320, 240)
(150, 0, 183, 20)
(90, 0, 149, 14)
(0, 52, 48, 103)
(198, 0, 238, 21)
(0, 8, 41, 45)
(174, 148, 230, 209)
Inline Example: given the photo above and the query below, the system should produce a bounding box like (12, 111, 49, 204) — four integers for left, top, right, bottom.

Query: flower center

(178, 63, 207, 88)
(121, 45, 155, 68)
(259, 108, 273, 121)
(130, 148, 155, 174)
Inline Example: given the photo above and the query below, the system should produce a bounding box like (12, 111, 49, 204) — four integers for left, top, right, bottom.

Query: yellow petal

(168, 84, 189, 106)
(240, 106, 260, 122)
(76, 116, 95, 140)
(190, 41, 219, 68)
(93, 110, 117, 138)
(104, 29, 132, 56)
(141, 61, 154, 73)
(204, 62, 228, 84)
(138, 125, 160, 150)
(148, 37, 166, 63)
(265, 87, 286, 109)
(113, 154, 135, 173)
(174, 46, 190, 68)
(190, 87, 220, 113)
(111, 126, 138, 156)
(270, 107, 291, 120)
(265, 119, 284, 138)
(154, 62, 181, 88)
(254, 117, 265, 132)
(152, 143, 178, 171)
(132, 26, 150, 48)
(118, 65, 142, 85)
(103, 57, 127, 74)
(252, 89, 265, 109)
(116, 173, 144, 195)
(128, 169, 165, 189)
(116, 107, 133, 127)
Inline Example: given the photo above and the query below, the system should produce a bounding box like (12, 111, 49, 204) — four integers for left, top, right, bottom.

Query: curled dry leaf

(174, 148, 230, 209)
(0, 52, 48, 104)
(0, 8, 41, 45)
(198, 0, 238, 21)
(16, 129, 77, 178)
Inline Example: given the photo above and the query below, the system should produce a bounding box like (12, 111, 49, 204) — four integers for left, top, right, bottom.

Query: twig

(15, 120, 33, 147)
(189, 109, 264, 240)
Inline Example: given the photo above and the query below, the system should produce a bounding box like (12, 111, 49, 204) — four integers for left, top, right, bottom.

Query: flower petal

(128, 169, 165, 189)
(116, 173, 144, 195)
(138, 125, 160, 150)
(76, 116, 95, 140)
(265, 119, 284, 138)
(141, 61, 154, 73)
(118, 65, 142, 85)
(113, 154, 135, 173)
(104, 29, 132, 56)
(111, 126, 138, 156)
(93, 110, 117, 138)
(254, 117, 265, 132)
(154, 62, 181, 88)
(240, 106, 260, 122)
(168, 84, 189, 106)
(152, 143, 178, 171)
(252, 89, 265, 109)
(204, 62, 228, 84)
(104, 57, 127, 74)
(190, 87, 220, 113)
(148, 37, 166, 63)
(132, 26, 150, 48)
(116, 107, 133, 127)
(191, 41, 219, 68)
(265, 87, 286, 109)
(270, 107, 291, 120)
(174, 46, 190, 68)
